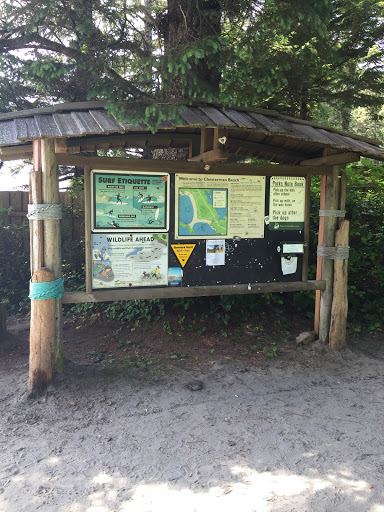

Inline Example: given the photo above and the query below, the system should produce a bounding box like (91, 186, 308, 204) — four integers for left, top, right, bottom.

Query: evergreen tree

(0, 0, 382, 124)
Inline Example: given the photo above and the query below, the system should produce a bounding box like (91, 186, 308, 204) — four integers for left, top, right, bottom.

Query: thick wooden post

(314, 175, 327, 335)
(29, 268, 55, 392)
(29, 138, 63, 392)
(41, 138, 63, 372)
(301, 174, 312, 282)
(30, 141, 43, 273)
(84, 166, 92, 294)
(329, 220, 349, 350)
(318, 165, 340, 343)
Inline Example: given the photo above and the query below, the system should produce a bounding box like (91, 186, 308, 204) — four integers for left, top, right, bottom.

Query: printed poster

(168, 267, 183, 287)
(269, 177, 306, 230)
(92, 170, 169, 232)
(92, 233, 168, 289)
(175, 174, 265, 239)
(206, 240, 225, 266)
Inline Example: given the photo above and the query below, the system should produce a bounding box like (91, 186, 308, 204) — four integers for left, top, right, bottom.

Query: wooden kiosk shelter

(1, 101, 384, 393)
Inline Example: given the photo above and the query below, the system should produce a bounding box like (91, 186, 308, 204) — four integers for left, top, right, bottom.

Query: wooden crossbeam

(55, 153, 333, 176)
(64, 133, 200, 153)
(225, 137, 309, 161)
(62, 280, 326, 304)
(300, 152, 360, 166)
(188, 148, 228, 163)
(0, 144, 33, 160)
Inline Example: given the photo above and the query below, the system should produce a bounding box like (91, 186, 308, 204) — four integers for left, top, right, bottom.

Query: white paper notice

(206, 240, 225, 266)
(281, 256, 298, 275)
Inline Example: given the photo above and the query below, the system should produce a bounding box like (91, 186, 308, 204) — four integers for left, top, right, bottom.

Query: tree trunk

(163, 0, 222, 97)
(341, 109, 351, 131)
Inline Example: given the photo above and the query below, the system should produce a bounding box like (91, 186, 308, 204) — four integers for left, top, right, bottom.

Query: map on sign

(178, 188, 228, 237)
(175, 174, 265, 239)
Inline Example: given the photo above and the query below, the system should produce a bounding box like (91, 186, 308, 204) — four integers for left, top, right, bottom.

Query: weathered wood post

(28, 138, 63, 393)
(29, 268, 56, 391)
(329, 219, 349, 349)
(29, 140, 44, 273)
(318, 165, 341, 343)
(314, 174, 327, 335)
(41, 138, 63, 372)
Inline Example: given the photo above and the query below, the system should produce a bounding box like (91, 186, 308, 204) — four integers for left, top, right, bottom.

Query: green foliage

(0, 209, 30, 312)
(70, 298, 166, 325)
(263, 345, 278, 358)
(68, 176, 84, 199)
(349, 106, 384, 141)
(343, 159, 384, 330)
(222, 0, 384, 119)
(1, 0, 382, 127)
(304, 158, 384, 331)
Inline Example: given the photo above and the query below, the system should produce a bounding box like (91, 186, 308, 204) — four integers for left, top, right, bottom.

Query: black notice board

(167, 175, 304, 286)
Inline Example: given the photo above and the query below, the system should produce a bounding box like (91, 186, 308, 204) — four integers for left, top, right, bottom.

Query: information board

(92, 233, 168, 289)
(174, 174, 265, 239)
(91, 170, 169, 232)
(269, 176, 305, 230)
(88, 171, 307, 291)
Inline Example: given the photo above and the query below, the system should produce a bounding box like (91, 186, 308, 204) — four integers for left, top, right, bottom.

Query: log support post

(329, 219, 349, 350)
(29, 138, 63, 393)
(29, 268, 56, 392)
(318, 165, 341, 343)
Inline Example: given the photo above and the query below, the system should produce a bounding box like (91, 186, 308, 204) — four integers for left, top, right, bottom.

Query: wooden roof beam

(188, 148, 228, 164)
(300, 152, 360, 166)
(56, 153, 333, 176)
(0, 144, 33, 161)
(64, 133, 200, 153)
(224, 137, 316, 162)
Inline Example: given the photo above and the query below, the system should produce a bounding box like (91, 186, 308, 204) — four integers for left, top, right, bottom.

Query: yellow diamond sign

(171, 244, 196, 267)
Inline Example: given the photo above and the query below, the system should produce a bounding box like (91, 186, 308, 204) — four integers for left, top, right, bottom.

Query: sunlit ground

(3, 463, 383, 512)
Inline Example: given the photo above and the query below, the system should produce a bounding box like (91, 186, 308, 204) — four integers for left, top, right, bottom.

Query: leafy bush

(70, 298, 167, 325)
(343, 159, 384, 331)
(302, 158, 384, 331)
(0, 208, 30, 312)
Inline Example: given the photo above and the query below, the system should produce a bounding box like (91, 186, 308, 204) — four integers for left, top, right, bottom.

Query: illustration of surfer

(108, 220, 120, 228)
(116, 193, 123, 204)
(106, 208, 114, 216)
(138, 192, 156, 203)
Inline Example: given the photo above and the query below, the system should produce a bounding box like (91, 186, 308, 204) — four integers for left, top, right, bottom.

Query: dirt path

(0, 318, 384, 512)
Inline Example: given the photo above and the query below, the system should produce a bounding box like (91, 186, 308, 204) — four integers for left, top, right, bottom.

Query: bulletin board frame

(77, 162, 323, 301)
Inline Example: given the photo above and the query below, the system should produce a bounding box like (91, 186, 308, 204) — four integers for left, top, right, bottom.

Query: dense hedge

(0, 208, 30, 312)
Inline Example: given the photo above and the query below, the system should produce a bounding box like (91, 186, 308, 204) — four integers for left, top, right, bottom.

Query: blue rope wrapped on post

(29, 277, 65, 300)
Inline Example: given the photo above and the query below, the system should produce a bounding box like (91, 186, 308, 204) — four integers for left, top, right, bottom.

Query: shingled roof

(0, 101, 383, 164)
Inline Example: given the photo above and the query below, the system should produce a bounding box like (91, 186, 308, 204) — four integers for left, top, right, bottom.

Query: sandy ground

(1, 317, 384, 512)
